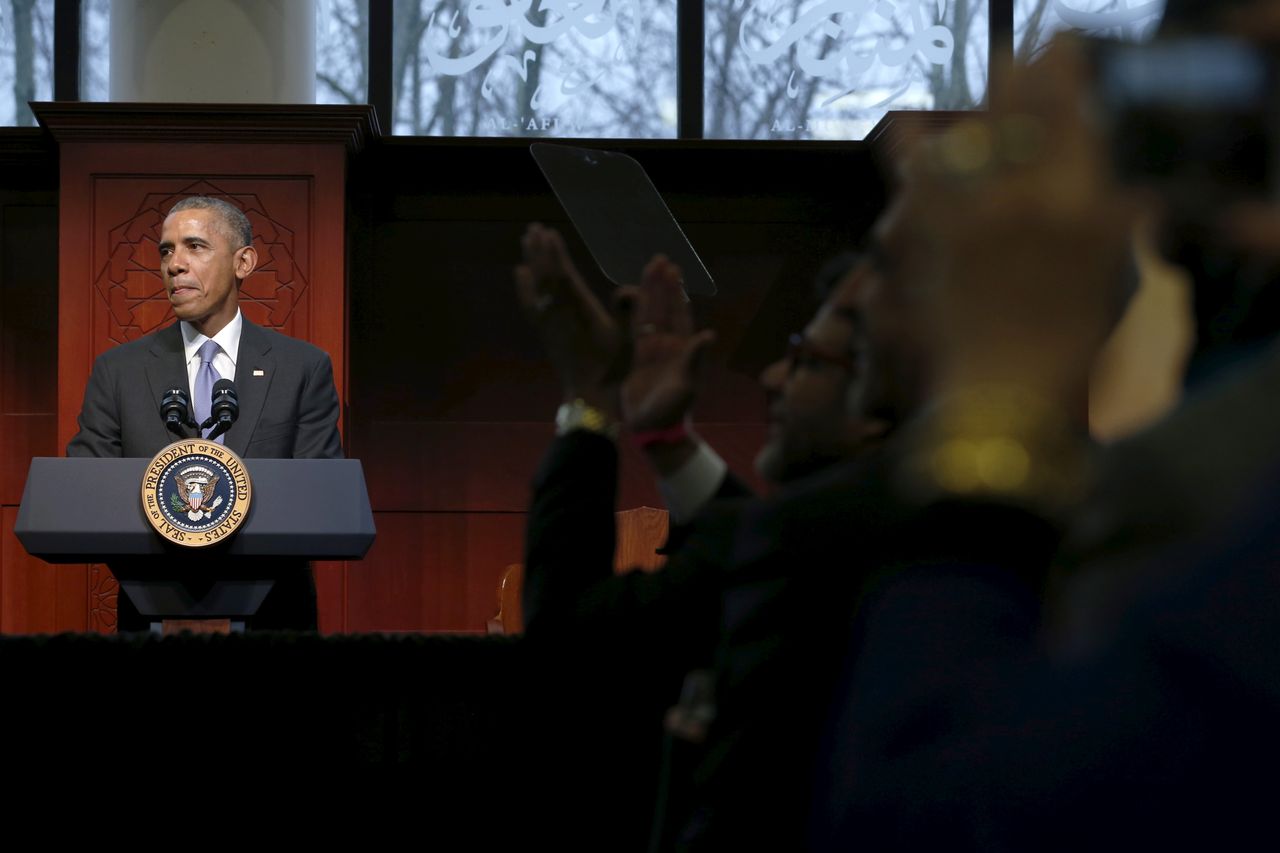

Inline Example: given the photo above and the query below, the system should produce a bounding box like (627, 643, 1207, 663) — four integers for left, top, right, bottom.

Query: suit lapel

(145, 324, 190, 447)
(227, 319, 275, 456)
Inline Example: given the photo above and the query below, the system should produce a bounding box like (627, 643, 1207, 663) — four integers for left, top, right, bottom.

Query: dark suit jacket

(807, 345, 1280, 850)
(521, 431, 915, 851)
(810, 473, 1280, 852)
(66, 318, 344, 630)
(519, 431, 751, 849)
(67, 319, 343, 460)
(1057, 340, 1280, 649)
(522, 431, 749, 662)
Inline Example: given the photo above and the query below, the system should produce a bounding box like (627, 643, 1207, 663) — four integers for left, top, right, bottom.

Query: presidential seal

(141, 440, 252, 547)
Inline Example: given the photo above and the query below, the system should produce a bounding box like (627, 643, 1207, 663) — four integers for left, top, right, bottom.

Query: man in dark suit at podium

(67, 195, 344, 631)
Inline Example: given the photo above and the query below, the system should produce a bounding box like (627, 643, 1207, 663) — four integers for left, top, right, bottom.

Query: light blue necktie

(193, 339, 224, 444)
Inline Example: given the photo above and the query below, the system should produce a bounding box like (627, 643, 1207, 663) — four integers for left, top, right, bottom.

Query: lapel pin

(253, 369, 265, 377)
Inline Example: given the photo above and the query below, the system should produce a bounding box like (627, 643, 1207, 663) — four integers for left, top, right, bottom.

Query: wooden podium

(15, 456, 376, 634)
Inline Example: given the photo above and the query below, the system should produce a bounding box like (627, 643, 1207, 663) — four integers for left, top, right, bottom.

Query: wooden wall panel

(355, 419, 768, 514)
(313, 560, 346, 636)
(349, 219, 829, 423)
(0, 205, 58, 412)
(354, 420, 554, 512)
(1, 509, 87, 632)
(1, 509, 54, 633)
(0, 197, 59, 635)
(344, 511, 525, 633)
(0, 415, 56, 506)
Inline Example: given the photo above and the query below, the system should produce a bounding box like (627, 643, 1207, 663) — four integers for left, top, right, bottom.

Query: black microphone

(201, 378, 239, 441)
(160, 388, 196, 438)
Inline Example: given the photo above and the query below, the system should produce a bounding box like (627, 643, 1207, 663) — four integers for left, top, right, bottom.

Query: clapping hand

(515, 223, 629, 412)
(621, 255, 716, 434)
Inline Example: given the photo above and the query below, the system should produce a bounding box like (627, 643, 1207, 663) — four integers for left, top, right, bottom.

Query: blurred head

(755, 257, 888, 484)
(848, 196, 938, 426)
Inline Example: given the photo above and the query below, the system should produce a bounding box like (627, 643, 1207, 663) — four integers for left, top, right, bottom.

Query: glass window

(393, 0, 678, 137)
(1015, 0, 1165, 62)
(317, 0, 370, 105)
(706, 0, 989, 140)
(0, 0, 54, 125)
(80, 0, 109, 101)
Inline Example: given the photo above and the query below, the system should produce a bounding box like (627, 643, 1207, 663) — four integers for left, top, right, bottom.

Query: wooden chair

(487, 507, 669, 635)
(613, 505, 670, 573)
(486, 563, 525, 635)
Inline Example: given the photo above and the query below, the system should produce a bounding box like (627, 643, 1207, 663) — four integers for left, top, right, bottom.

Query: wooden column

(33, 103, 378, 634)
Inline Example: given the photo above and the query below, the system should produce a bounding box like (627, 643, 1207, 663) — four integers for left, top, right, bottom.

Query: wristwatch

(555, 398, 619, 440)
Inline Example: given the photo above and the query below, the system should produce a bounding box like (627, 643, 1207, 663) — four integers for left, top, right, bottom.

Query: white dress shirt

(180, 308, 242, 401)
(657, 439, 730, 524)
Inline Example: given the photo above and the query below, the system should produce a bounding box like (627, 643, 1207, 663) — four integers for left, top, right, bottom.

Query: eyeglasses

(785, 333, 856, 376)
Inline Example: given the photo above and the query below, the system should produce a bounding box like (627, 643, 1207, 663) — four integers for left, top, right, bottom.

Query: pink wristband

(631, 420, 691, 450)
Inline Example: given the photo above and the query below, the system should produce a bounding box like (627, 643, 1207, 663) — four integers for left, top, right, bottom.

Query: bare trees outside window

(317, 0, 371, 106)
(0, 0, 53, 126)
(1015, 0, 1164, 63)
(705, 0, 989, 140)
(5, 1, 1167, 136)
(80, 0, 108, 101)
(390, 0, 677, 137)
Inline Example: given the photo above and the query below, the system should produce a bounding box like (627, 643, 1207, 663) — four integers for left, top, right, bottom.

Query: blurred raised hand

(902, 38, 1153, 406)
(514, 223, 628, 413)
(620, 255, 716, 434)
